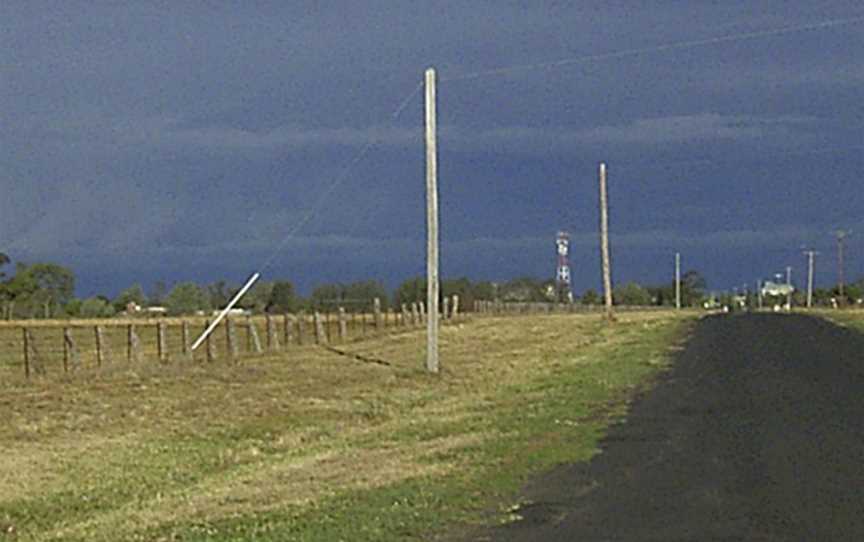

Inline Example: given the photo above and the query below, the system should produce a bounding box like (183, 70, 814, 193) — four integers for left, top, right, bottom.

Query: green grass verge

(139, 315, 690, 541)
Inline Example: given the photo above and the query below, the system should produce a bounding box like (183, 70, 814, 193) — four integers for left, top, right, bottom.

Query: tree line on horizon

(1, 252, 862, 319)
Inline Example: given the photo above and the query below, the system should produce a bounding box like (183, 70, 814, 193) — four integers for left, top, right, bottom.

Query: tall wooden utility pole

(425, 67, 440, 373)
(675, 252, 681, 309)
(803, 250, 818, 308)
(786, 266, 793, 309)
(598, 162, 614, 321)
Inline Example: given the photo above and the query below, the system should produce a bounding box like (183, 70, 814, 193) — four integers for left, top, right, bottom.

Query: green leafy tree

(64, 298, 82, 317)
(238, 281, 274, 313)
(581, 288, 600, 305)
(680, 270, 707, 307)
(165, 282, 211, 316)
(3, 263, 38, 318)
(499, 277, 551, 302)
(470, 281, 496, 303)
(28, 263, 76, 318)
(79, 297, 116, 318)
(269, 280, 300, 313)
(0, 253, 10, 318)
(613, 282, 653, 306)
(149, 280, 168, 306)
(342, 280, 389, 312)
(441, 277, 474, 310)
(393, 278, 425, 307)
(113, 284, 147, 313)
(311, 283, 346, 310)
(206, 280, 234, 310)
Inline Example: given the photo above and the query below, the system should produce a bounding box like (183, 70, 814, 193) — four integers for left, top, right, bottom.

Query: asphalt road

(477, 313, 864, 541)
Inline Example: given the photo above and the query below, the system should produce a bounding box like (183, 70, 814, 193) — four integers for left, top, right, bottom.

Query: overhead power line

(443, 15, 864, 82)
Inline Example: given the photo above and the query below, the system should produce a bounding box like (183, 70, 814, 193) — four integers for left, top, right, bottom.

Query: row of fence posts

(18, 295, 461, 378)
(473, 300, 589, 314)
(472, 300, 671, 315)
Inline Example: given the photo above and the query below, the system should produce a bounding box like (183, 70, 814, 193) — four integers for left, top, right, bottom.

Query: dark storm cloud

(1, 2, 862, 295)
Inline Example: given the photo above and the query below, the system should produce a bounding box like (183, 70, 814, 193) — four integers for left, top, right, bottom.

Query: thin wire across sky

(255, 14, 864, 277)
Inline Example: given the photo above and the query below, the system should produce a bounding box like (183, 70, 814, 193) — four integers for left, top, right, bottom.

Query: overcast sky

(2, 2, 863, 297)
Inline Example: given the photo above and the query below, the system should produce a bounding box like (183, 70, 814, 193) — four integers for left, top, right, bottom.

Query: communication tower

(555, 231, 573, 303)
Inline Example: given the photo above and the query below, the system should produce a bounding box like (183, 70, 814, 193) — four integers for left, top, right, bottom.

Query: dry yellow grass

(0, 310, 694, 541)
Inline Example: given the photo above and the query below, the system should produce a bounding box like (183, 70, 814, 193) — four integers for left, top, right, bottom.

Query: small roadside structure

(760, 281, 794, 298)
(761, 281, 794, 311)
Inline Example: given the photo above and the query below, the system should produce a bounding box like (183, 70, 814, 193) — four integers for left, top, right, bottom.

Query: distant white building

(213, 308, 251, 317)
(761, 281, 794, 298)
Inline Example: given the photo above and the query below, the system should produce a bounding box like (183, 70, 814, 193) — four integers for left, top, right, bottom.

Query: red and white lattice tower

(555, 231, 573, 303)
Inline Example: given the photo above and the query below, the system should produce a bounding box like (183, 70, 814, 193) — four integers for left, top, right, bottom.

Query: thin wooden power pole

(598, 162, 615, 321)
(425, 67, 440, 373)
(804, 250, 818, 308)
(675, 252, 681, 310)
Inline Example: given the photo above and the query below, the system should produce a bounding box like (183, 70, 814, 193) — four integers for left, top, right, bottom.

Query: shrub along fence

(3, 296, 462, 379)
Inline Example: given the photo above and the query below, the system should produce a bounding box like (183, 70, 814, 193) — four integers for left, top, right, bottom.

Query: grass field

(811, 308, 864, 332)
(0, 310, 696, 541)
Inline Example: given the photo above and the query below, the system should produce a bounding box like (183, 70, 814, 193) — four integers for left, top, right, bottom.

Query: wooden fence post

(374, 297, 382, 332)
(325, 312, 332, 342)
(95, 326, 106, 367)
(66, 327, 81, 370)
(452, 295, 460, 320)
(126, 324, 133, 363)
(248, 317, 263, 354)
(205, 320, 216, 362)
(22, 328, 30, 378)
(23, 327, 44, 375)
(411, 302, 420, 326)
(442, 296, 450, 321)
(266, 314, 280, 351)
(128, 325, 143, 363)
(226, 318, 238, 359)
(338, 307, 348, 342)
(181, 321, 191, 360)
(284, 314, 294, 346)
(419, 301, 426, 323)
(297, 313, 306, 345)
(314, 312, 326, 344)
(157, 321, 168, 363)
(61, 328, 68, 373)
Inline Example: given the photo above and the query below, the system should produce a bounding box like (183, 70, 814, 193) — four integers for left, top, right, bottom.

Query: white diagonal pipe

(191, 272, 260, 351)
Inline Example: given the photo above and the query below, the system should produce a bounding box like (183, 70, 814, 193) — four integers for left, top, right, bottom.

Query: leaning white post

(191, 272, 260, 351)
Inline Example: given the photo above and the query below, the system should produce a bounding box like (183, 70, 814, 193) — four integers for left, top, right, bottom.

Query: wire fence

(1, 296, 464, 380)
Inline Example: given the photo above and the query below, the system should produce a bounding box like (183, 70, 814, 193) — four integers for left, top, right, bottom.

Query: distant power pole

(756, 279, 763, 310)
(425, 67, 440, 374)
(786, 266, 792, 309)
(675, 252, 681, 310)
(803, 250, 818, 308)
(836, 230, 851, 299)
(598, 162, 615, 321)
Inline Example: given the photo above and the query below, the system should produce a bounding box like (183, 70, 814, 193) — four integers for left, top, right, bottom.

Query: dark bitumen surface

(475, 313, 864, 541)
